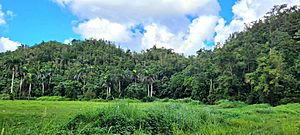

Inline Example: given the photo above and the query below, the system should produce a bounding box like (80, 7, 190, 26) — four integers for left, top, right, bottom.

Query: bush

(36, 96, 70, 101)
(216, 100, 246, 108)
(280, 97, 300, 104)
(141, 96, 157, 102)
(0, 94, 10, 100)
(106, 94, 114, 100)
(189, 100, 203, 105)
(124, 83, 147, 99)
(159, 98, 170, 102)
(177, 97, 193, 103)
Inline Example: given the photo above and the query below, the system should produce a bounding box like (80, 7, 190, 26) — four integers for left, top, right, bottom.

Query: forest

(0, 5, 300, 106)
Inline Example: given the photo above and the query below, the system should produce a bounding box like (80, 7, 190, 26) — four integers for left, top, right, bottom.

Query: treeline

(0, 5, 300, 105)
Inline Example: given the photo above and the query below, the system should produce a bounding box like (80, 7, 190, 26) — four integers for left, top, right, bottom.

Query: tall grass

(60, 103, 215, 134)
(0, 100, 299, 134)
(59, 101, 300, 135)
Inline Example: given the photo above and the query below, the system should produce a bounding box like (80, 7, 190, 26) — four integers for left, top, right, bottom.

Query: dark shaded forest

(1, 5, 299, 105)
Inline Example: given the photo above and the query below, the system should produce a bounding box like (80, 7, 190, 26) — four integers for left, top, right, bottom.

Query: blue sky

(0, 0, 298, 54)
(0, 0, 79, 45)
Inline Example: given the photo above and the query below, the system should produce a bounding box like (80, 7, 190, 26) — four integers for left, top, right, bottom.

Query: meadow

(0, 100, 300, 135)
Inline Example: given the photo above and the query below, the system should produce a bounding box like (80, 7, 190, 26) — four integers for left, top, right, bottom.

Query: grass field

(0, 100, 300, 135)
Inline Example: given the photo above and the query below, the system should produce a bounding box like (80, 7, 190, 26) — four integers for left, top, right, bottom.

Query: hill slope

(0, 5, 299, 105)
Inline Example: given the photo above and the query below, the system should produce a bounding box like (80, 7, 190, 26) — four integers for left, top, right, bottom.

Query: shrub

(141, 96, 157, 102)
(124, 83, 147, 99)
(177, 97, 193, 103)
(160, 98, 170, 102)
(0, 94, 10, 100)
(279, 97, 300, 104)
(106, 94, 114, 100)
(157, 98, 177, 102)
(216, 100, 246, 108)
(189, 100, 203, 105)
(36, 96, 70, 101)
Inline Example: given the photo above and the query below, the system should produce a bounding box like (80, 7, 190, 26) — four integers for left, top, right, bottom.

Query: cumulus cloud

(215, 0, 300, 45)
(182, 16, 219, 53)
(53, 0, 221, 54)
(141, 15, 219, 55)
(232, 0, 300, 24)
(54, 0, 220, 22)
(54, 0, 299, 54)
(73, 18, 131, 42)
(0, 37, 21, 52)
(214, 19, 245, 45)
(142, 23, 182, 52)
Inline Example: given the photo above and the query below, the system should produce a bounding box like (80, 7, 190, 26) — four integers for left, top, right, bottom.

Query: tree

(246, 50, 291, 105)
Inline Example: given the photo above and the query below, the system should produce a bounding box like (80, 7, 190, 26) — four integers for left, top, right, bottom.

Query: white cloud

(0, 5, 6, 25)
(214, 19, 245, 45)
(53, 0, 221, 54)
(58, 0, 220, 35)
(232, 0, 300, 24)
(142, 15, 219, 55)
(142, 23, 182, 52)
(0, 37, 21, 52)
(63, 38, 74, 44)
(182, 16, 219, 53)
(54, 0, 299, 54)
(6, 10, 15, 19)
(73, 18, 131, 42)
(53, 0, 72, 7)
(55, 0, 220, 22)
(215, 0, 300, 45)
(0, 5, 15, 26)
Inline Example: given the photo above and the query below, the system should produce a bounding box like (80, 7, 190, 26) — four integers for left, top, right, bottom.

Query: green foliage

(125, 83, 147, 99)
(36, 96, 71, 101)
(216, 100, 247, 108)
(0, 94, 10, 100)
(141, 96, 157, 102)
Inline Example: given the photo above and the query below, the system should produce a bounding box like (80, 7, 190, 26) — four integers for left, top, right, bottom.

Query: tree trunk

(106, 87, 109, 96)
(19, 78, 23, 97)
(209, 79, 213, 93)
(150, 83, 153, 97)
(10, 67, 15, 94)
(42, 83, 45, 96)
(147, 84, 150, 97)
(108, 86, 111, 95)
(28, 83, 32, 98)
(118, 80, 121, 98)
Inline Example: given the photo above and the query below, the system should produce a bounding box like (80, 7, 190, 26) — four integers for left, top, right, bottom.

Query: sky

(0, 0, 299, 55)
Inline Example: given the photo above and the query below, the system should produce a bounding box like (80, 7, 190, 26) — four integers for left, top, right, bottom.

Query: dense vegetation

(0, 5, 300, 105)
(1, 100, 299, 134)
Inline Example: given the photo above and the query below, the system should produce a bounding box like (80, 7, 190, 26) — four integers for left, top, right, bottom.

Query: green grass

(0, 100, 299, 135)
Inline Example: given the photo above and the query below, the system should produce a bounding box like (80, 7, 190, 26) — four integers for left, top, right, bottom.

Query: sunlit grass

(0, 100, 299, 134)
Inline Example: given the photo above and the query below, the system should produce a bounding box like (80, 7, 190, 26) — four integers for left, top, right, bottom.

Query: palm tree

(4, 57, 21, 95)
